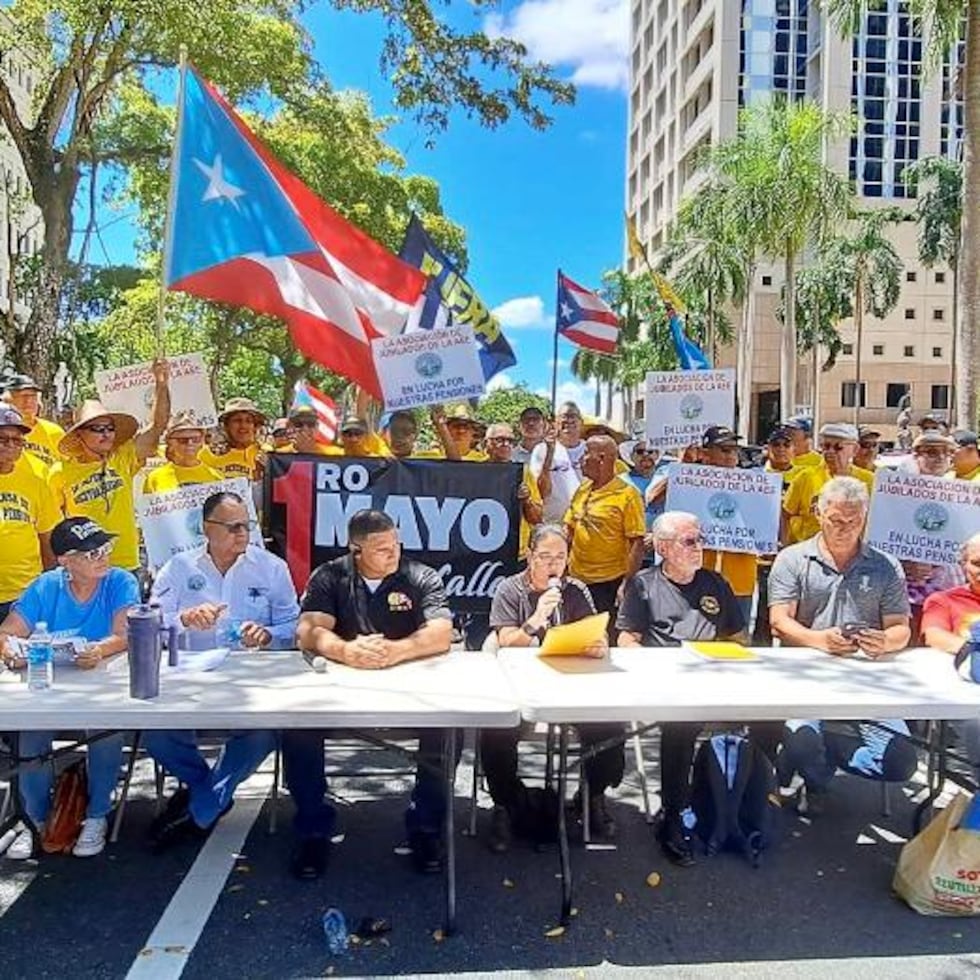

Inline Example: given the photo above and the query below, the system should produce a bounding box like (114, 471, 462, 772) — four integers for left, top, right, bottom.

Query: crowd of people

(0, 369, 978, 879)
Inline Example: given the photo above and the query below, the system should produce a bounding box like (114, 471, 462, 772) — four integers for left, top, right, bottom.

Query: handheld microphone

(547, 576, 563, 626)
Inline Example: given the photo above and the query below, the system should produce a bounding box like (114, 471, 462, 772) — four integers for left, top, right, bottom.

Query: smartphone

(841, 622, 870, 640)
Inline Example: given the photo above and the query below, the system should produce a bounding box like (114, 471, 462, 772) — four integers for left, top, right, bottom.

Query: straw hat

(582, 416, 626, 443)
(59, 400, 139, 457)
(218, 397, 267, 425)
(165, 409, 207, 439)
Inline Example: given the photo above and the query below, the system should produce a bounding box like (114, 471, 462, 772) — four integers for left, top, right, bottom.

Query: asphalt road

(1, 735, 978, 979)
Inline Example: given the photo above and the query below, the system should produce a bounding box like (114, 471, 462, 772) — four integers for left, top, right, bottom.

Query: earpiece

(350, 543, 362, 555)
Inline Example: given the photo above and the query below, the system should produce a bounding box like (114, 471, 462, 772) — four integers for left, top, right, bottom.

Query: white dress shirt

(151, 545, 299, 649)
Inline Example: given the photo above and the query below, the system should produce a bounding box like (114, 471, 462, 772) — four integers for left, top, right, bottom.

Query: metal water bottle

(126, 604, 178, 700)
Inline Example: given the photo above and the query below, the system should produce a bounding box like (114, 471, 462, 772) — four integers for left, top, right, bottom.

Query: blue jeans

(143, 730, 277, 828)
(19, 731, 125, 823)
(282, 729, 450, 840)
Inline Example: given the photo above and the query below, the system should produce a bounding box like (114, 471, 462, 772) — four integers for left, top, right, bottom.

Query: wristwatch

(521, 621, 539, 637)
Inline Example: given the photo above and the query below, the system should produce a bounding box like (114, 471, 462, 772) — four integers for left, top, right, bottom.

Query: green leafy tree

(824, 0, 977, 426)
(0, 0, 572, 390)
(476, 384, 551, 426)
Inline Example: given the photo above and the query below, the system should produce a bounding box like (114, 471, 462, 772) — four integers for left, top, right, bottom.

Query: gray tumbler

(126, 605, 178, 700)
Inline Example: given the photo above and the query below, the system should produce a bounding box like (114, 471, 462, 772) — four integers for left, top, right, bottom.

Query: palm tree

(820, 209, 905, 426)
(569, 348, 612, 415)
(905, 155, 963, 424)
(825, 0, 978, 427)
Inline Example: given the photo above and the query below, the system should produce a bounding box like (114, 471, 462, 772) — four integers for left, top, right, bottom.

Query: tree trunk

(736, 264, 757, 441)
(853, 273, 865, 427)
(706, 285, 716, 364)
(781, 247, 797, 420)
(957, 0, 980, 428)
(593, 378, 601, 416)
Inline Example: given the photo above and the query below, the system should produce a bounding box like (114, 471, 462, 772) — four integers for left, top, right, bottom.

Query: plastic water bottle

(322, 907, 349, 954)
(217, 617, 243, 650)
(27, 622, 54, 692)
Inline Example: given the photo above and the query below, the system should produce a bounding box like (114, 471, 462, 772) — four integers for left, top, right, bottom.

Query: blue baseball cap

(782, 416, 812, 435)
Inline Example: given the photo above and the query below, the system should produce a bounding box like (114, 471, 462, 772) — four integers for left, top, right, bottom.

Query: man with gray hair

(768, 476, 916, 811)
(617, 510, 747, 865)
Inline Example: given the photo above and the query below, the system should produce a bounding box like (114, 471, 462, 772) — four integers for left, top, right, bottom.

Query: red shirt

(921, 586, 980, 639)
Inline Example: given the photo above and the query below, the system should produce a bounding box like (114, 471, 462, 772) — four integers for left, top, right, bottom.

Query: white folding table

(0, 649, 520, 932)
(498, 644, 980, 924)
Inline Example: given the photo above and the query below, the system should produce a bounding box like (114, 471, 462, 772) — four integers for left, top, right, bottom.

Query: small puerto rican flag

(555, 271, 620, 355)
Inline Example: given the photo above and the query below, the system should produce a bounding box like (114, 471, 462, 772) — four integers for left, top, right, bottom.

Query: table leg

(557, 724, 573, 927)
(443, 727, 457, 937)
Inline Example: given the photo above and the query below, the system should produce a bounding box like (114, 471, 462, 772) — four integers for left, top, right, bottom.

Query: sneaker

(72, 817, 107, 858)
(148, 786, 191, 841)
(408, 832, 445, 874)
(655, 810, 695, 867)
(796, 784, 827, 817)
(4, 823, 38, 860)
(488, 805, 512, 854)
(290, 836, 329, 880)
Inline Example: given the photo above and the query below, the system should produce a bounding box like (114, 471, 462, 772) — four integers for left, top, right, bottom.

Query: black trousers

(480, 723, 625, 812)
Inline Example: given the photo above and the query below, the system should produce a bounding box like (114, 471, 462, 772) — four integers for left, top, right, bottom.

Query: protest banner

(867, 470, 980, 566)
(265, 454, 522, 611)
(372, 324, 485, 411)
(95, 353, 217, 428)
(644, 369, 735, 450)
(136, 478, 262, 568)
(664, 463, 783, 555)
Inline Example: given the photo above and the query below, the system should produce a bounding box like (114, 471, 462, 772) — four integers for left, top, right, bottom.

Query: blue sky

(95, 0, 629, 408)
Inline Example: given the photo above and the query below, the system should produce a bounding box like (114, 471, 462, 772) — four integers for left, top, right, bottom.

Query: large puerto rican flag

(164, 66, 427, 396)
(291, 380, 338, 445)
(555, 271, 620, 355)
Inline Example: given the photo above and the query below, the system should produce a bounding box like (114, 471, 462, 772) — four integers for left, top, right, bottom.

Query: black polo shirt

(301, 555, 452, 641)
(489, 572, 596, 642)
(615, 566, 744, 647)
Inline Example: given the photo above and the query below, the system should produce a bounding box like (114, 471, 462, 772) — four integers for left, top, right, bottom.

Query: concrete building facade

(625, 0, 960, 442)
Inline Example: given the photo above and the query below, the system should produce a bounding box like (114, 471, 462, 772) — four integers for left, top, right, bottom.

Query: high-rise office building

(625, 0, 958, 440)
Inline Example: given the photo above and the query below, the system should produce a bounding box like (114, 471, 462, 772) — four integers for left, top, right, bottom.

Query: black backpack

(691, 733, 779, 867)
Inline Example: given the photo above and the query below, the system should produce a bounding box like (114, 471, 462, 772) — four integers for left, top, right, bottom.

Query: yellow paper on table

(538, 613, 609, 656)
(684, 641, 758, 662)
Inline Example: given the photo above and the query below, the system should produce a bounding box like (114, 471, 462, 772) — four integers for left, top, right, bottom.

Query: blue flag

(399, 215, 517, 382)
(668, 312, 711, 370)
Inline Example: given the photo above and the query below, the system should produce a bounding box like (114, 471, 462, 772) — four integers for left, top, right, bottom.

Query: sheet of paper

(538, 613, 609, 657)
(683, 641, 758, 662)
(173, 647, 231, 672)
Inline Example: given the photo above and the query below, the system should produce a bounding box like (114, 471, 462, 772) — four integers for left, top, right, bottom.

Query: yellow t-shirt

(413, 447, 489, 462)
(702, 549, 759, 598)
(948, 465, 980, 483)
(518, 466, 542, 559)
(792, 449, 822, 470)
(564, 478, 646, 583)
(275, 443, 344, 456)
(24, 416, 65, 469)
(0, 456, 61, 602)
(143, 460, 223, 495)
(51, 441, 142, 570)
(201, 443, 261, 480)
(783, 462, 875, 543)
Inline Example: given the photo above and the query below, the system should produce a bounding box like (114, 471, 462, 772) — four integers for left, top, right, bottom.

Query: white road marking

(0, 866, 36, 918)
(124, 776, 270, 980)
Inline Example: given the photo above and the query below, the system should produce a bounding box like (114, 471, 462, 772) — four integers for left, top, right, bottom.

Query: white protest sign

(372, 324, 485, 411)
(96, 353, 217, 429)
(665, 463, 783, 555)
(136, 477, 262, 569)
(644, 369, 735, 450)
(867, 470, 980, 566)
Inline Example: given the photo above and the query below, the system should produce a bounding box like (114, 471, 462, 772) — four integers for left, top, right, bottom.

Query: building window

(936, 270, 946, 284)
(739, 0, 809, 107)
(841, 382, 867, 408)
(933, 308, 945, 321)
(906, 270, 917, 282)
(933, 346, 943, 357)
(761, 274, 772, 286)
(872, 344, 884, 355)
(842, 343, 854, 355)
(932, 385, 950, 409)
(886, 382, 910, 407)
(904, 345, 915, 356)
(904, 308, 915, 319)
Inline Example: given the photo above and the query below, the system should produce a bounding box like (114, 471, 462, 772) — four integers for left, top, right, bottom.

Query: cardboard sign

(372, 325, 485, 411)
(136, 477, 262, 569)
(95, 353, 217, 429)
(867, 470, 980, 566)
(644, 369, 735, 450)
(664, 463, 783, 555)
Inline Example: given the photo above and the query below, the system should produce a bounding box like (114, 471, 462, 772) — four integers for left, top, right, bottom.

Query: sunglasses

(487, 436, 516, 444)
(170, 434, 203, 444)
(291, 419, 318, 429)
(820, 442, 849, 452)
(67, 542, 114, 562)
(634, 448, 655, 456)
(916, 447, 951, 458)
(205, 518, 257, 534)
(0, 436, 25, 447)
(83, 423, 116, 435)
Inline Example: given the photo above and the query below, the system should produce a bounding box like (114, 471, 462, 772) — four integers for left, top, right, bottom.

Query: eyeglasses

(670, 534, 705, 548)
(858, 441, 878, 450)
(170, 435, 203, 445)
(67, 542, 114, 562)
(291, 419, 317, 429)
(768, 439, 791, 448)
(83, 423, 115, 435)
(634, 448, 655, 456)
(916, 448, 951, 459)
(487, 436, 516, 444)
(205, 518, 257, 534)
(0, 436, 25, 447)
(820, 442, 849, 452)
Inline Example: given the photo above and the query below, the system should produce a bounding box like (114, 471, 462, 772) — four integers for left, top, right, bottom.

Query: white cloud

(485, 0, 629, 92)
(485, 371, 515, 393)
(492, 295, 548, 329)
(546, 357, 568, 369)
(534, 379, 597, 409)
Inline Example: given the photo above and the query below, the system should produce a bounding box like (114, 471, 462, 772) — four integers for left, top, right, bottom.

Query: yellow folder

(684, 641, 758, 661)
(538, 612, 609, 656)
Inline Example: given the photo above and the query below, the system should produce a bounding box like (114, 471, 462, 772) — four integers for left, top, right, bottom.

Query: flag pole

(157, 45, 189, 357)
(551, 271, 561, 411)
